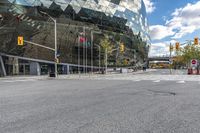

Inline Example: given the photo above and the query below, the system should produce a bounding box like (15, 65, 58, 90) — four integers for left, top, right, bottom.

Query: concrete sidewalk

(0, 75, 49, 80)
(0, 69, 156, 80)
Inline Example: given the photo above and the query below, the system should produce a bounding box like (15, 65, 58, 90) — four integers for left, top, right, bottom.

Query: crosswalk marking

(176, 81, 185, 84)
(153, 80, 160, 83)
(133, 80, 141, 82)
(1, 79, 37, 83)
(2, 81, 16, 83)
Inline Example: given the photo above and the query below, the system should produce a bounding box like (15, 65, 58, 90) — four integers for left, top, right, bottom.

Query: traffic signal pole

(170, 43, 172, 75)
(54, 19, 58, 77)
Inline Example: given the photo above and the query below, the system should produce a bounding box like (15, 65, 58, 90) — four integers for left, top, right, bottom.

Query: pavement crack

(147, 89, 176, 96)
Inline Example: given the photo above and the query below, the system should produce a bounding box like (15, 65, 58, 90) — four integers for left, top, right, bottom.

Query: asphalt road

(138, 69, 187, 75)
(1, 76, 200, 133)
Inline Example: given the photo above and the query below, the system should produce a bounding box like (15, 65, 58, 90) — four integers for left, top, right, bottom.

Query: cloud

(167, 2, 200, 39)
(150, 25, 175, 40)
(150, 1, 200, 40)
(148, 42, 170, 57)
(143, 0, 156, 14)
(148, 39, 181, 57)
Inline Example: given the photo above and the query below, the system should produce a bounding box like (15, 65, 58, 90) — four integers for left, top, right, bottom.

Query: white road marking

(176, 81, 185, 84)
(153, 80, 160, 83)
(2, 80, 16, 83)
(133, 80, 141, 82)
(2, 79, 37, 83)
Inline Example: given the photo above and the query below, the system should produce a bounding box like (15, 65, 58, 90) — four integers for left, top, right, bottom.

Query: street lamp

(40, 11, 58, 77)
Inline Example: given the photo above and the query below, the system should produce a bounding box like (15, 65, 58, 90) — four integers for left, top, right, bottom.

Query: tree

(100, 36, 113, 55)
(100, 36, 113, 73)
(176, 45, 200, 67)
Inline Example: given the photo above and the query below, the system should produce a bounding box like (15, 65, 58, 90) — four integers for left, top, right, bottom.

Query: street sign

(191, 59, 198, 68)
(17, 36, 24, 46)
(192, 59, 196, 64)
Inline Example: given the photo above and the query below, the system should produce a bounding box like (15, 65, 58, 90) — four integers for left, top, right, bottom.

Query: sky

(143, 0, 200, 57)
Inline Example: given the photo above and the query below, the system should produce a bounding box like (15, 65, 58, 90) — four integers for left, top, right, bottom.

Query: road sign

(191, 59, 198, 68)
(18, 36, 24, 46)
(192, 59, 196, 64)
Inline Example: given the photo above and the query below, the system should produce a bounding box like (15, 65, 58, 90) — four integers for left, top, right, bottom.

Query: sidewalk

(0, 75, 49, 80)
(0, 69, 155, 80)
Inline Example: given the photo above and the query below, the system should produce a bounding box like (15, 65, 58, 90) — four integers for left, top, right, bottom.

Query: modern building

(0, 0, 150, 76)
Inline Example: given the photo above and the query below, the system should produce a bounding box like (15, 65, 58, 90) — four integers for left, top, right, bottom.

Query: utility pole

(169, 43, 172, 74)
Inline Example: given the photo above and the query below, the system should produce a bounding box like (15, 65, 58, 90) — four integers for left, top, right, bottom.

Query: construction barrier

(188, 68, 199, 75)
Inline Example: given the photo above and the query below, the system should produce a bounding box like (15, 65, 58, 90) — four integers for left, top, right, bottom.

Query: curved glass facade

(2, 0, 149, 40)
(0, 0, 149, 75)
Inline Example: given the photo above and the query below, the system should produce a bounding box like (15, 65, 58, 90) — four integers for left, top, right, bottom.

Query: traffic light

(17, 36, 24, 46)
(194, 37, 199, 45)
(169, 45, 174, 51)
(120, 43, 125, 53)
(175, 42, 180, 51)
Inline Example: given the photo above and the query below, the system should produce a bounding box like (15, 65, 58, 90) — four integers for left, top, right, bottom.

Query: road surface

(1, 71, 200, 133)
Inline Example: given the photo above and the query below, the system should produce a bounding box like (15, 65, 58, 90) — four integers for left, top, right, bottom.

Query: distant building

(0, 0, 150, 76)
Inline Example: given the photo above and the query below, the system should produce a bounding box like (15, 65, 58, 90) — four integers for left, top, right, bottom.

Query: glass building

(0, 0, 150, 76)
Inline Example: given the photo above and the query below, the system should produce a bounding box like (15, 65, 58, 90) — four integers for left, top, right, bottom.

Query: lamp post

(40, 11, 57, 77)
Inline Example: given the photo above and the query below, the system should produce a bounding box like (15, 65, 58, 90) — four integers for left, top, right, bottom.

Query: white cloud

(148, 42, 170, 57)
(168, 2, 200, 39)
(148, 40, 179, 57)
(150, 1, 200, 41)
(150, 25, 175, 40)
(143, 0, 155, 14)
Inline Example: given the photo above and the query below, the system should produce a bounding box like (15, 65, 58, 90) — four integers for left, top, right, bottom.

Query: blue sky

(144, 0, 200, 56)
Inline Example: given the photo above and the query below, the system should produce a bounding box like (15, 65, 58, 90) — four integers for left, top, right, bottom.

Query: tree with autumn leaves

(175, 45, 200, 67)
